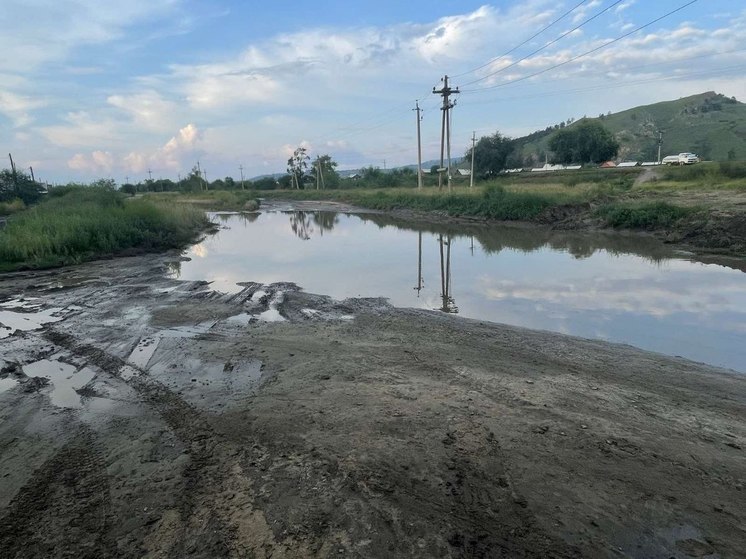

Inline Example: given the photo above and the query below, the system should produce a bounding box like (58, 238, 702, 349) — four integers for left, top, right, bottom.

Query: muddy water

(172, 211, 746, 372)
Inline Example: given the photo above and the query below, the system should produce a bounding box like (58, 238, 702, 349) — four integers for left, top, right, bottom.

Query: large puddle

(171, 211, 746, 373)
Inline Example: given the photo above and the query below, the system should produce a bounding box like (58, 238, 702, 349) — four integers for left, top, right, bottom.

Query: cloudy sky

(1, 0, 745, 183)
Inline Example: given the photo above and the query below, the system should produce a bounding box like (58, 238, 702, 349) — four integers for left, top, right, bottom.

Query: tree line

(464, 119, 619, 178)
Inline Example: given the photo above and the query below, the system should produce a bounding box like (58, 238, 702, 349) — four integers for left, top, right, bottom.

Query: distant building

(600, 161, 617, 168)
(617, 161, 640, 168)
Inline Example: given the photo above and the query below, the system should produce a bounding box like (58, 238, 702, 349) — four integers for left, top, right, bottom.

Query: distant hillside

(514, 92, 746, 163)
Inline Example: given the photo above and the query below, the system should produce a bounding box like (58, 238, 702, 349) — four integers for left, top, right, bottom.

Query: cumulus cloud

(124, 123, 202, 172)
(68, 150, 115, 174)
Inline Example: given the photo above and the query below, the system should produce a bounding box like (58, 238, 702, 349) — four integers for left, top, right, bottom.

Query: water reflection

(175, 211, 746, 372)
(437, 234, 458, 313)
(289, 211, 339, 240)
(414, 232, 424, 297)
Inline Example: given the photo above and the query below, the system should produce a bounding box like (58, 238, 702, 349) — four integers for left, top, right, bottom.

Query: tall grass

(0, 198, 25, 215)
(596, 201, 697, 230)
(0, 187, 209, 271)
(250, 185, 569, 221)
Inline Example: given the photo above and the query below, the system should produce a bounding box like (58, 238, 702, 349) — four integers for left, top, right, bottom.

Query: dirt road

(1, 249, 745, 558)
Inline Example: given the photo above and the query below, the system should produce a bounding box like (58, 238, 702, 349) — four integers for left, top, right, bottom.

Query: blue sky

(1, 0, 745, 182)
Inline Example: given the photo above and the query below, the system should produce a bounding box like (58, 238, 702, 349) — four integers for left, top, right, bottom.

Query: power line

(460, 0, 625, 88)
(462, 0, 700, 93)
(462, 63, 746, 107)
(451, 0, 591, 79)
(462, 45, 746, 98)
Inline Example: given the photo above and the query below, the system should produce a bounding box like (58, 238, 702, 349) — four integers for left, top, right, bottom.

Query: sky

(1, 0, 745, 183)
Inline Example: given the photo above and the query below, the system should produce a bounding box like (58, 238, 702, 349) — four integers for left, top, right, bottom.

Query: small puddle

(0, 307, 66, 339)
(22, 359, 96, 408)
(0, 377, 18, 394)
(126, 321, 217, 370)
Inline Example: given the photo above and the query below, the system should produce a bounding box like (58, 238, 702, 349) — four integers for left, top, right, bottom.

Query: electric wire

(460, 0, 625, 87)
(450, 0, 590, 79)
(461, 0, 700, 93)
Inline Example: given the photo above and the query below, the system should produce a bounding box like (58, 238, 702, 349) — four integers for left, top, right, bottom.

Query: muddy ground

(1, 238, 745, 558)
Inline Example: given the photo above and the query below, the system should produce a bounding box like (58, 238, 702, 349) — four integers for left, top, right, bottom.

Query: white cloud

(41, 112, 124, 149)
(125, 123, 202, 173)
(0, 89, 46, 127)
(0, 1, 180, 72)
(107, 90, 179, 132)
(68, 150, 114, 174)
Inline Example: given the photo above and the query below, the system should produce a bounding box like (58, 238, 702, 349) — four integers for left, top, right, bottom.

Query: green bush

(719, 161, 746, 179)
(0, 187, 209, 271)
(596, 202, 696, 229)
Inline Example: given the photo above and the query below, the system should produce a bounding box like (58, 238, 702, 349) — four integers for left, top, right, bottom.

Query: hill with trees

(513, 92, 746, 164)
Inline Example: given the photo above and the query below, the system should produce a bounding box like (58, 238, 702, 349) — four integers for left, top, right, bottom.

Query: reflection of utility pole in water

(470, 235, 475, 256)
(437, 234, 458, 313)
(414, 231, 424, 296)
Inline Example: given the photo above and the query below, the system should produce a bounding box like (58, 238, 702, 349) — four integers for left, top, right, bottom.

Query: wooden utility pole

(8, 153, 18, 193)
(239, 165, 245, 189)
(433, 76, 459, 192)
(413, 101, 423, 189)
(197, 161, 206, 191)
(470, 131, 476, 188)
(414, 231, 423, 296)
(658, 132, 663, 164)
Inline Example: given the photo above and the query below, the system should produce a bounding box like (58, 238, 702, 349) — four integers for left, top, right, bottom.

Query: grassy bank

(0, 187, 210, 271)
(248, 185, 578, 221)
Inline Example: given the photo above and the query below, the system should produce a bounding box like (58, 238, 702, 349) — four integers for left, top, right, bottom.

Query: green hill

(514, 92, 746, 164)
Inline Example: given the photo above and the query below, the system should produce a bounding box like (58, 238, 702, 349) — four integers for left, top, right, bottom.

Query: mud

(1, 244, 745, 558)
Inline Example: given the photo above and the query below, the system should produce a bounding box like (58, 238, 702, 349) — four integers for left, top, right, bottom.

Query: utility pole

(657, 132, 663, 164)
(147, 168, 153, 182)
(470, 132, 476, 189)
(433, 75, 459, 192)
(315, 157, 320, 190)
(197, 161, 206, 191)
(239, 165, 245, 190)
(414, 231, 423, 296)
(8, 153, 18, 193)
(318, 157, 325, 190)
(413, 101, 423, 189)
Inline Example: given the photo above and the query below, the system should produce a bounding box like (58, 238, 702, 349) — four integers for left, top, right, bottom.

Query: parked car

(662, 153, 699, 165)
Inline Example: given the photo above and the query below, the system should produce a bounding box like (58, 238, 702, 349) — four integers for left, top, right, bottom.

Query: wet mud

(1, 247, 745, 558)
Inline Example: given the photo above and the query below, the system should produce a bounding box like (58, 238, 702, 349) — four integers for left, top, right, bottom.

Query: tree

(315, 154, 341, 189)
(464, 132, 515, 178)
(287, 147, 310, 189)
(0, 169, 45, 205)
(253, 177, 279, 190)
(549, 120, 619, 164)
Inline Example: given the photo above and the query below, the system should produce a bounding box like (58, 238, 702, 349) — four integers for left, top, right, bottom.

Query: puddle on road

(0, 377, 18, 394)
(0, 306, 66, 339)
(258, 291, 285, 322)
(126, 321, 217, 370)
(22, 359, 96, 408)
(172, 211, 746, 372)
(128, 337, 160, 369)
